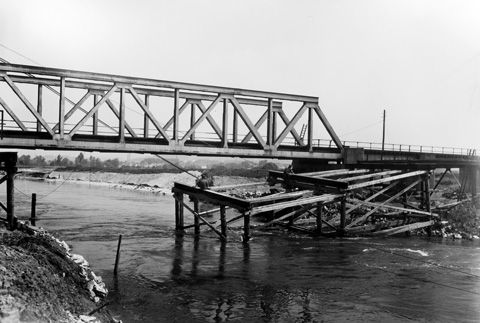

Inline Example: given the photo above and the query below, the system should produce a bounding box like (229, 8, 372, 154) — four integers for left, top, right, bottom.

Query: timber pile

(172, 168, 444, 241)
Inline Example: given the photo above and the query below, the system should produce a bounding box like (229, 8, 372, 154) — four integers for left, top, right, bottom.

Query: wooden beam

(370, 220, 434, 237)
(347, 170, 428, 190)
(251, 193, 343, 215)
(345, 178, 423, 229)
(338, 170, 402, 182)
(268, 171, 349, 189)
(172, 182, 251, 210)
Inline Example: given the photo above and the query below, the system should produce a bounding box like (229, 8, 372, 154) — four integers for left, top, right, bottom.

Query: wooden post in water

(194, 199, 200, 236)
(6, 163, 15, 230)
(174, 193, 184, 231)
(316, 202, 323, 233)
(243, 211, 250, 242)
(220, 205, 227, 238)
(31, 193, 37, 226)
(114, 234, 122, 276)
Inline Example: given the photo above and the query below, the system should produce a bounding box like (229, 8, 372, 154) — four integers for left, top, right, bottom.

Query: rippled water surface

(9, 179, 480, 322)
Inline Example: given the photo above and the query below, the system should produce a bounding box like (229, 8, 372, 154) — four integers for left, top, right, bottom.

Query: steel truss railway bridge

(0, 63, 478, 235)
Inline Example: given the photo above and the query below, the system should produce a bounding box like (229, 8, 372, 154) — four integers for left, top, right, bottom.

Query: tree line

(18, 153, 120, 169)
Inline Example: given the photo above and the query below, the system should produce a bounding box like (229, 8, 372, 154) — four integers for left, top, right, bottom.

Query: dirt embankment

(0, 225, 116, 323)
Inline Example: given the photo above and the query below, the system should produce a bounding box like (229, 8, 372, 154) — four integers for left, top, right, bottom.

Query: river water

(8, 179, 480, 322)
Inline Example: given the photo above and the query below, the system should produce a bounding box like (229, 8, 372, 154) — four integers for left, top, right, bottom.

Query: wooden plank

(360, 201, 438, 217)
(346, 181, 399, 214)
(172, 182, 251, 210)
(251, 193, 343, 215)
(210, 181, 268, 191)
(299, 169, 368, 178)
(370, 220, 434, 237)
(269, 171, 349, 189)
(347, 170, 428, 190)
(249, 190, 314, 206)
(338, 170, 402, 182)
(255, 204, 311, 230)
(345, 178, 423, 229)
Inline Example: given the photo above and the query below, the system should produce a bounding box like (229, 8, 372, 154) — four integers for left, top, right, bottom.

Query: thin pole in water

(114, 234, 122, 276)
(30, 193, 36, 226)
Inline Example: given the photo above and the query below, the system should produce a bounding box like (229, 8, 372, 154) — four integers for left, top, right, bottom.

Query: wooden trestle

(172, 167, 448, 241)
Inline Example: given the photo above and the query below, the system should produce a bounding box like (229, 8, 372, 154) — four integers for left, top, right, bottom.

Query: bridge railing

(313, 139, 477, 156)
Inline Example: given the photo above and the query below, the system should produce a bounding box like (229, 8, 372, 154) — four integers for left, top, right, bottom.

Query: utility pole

(381, 110, 386, 160)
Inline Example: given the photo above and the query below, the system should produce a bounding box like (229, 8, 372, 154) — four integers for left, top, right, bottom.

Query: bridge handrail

(0, 63, 318, 103)
(313, 139, 477, 156)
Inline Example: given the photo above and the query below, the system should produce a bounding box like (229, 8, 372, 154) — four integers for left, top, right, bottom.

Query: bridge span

(0, 63, 478, 170)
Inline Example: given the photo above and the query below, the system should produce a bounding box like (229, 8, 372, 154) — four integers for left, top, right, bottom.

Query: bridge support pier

(0, 153, 17, 230)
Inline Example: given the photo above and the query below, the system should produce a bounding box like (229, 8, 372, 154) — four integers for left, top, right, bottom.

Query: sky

(1, 0, 480, 159)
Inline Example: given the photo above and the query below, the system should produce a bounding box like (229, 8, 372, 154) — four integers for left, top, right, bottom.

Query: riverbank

(0, 223, 116, 323)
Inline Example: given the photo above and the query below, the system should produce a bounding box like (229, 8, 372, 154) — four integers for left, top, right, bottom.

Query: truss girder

(0, 63, 343, 160)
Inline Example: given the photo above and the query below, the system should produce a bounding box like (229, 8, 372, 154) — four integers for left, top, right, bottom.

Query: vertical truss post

(267, 98, 273, 146)
(119, 87, 125, 143)
(143, 94, 149, 138)
(173, 89, 180, 143)
(233, 109, 238, 143)
(222, 98, 228, 148)
(58, 77, 65, 137)
(93, 94, 99, 135)
(37, 85, 43, 132)
(307, 105, 313, 151)
(190, 102, 196, 140)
